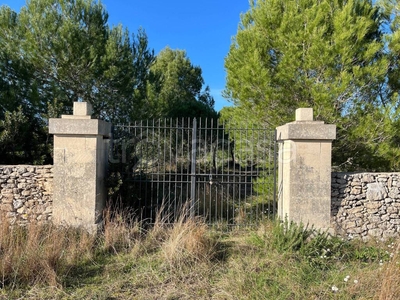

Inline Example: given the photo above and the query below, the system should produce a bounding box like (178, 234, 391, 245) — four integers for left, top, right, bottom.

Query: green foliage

(250, 219, 356, 271)
(223, 0, 400, 171)
(0, 1, 216, 164)
(0, 107, 50, 164)
(0, 107, 28, 152)
(334, 102, 400, 170)
(253, 173, 275, 195)
(0, 0, 154, 163)
(249, 218, 396, 278)
(352, 242, 390, 262)
(268, 219, 313, 253)
(146, 47, 217, 119)
(6, 0, 156, 123)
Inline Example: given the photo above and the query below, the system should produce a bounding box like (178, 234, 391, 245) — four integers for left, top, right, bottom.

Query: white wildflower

(332, 286, 339, 293)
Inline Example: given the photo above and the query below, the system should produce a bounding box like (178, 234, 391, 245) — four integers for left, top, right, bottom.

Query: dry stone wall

(0, 165, 53, 225)
(331, 172, 400, 240)
(1, 165, 400, 240)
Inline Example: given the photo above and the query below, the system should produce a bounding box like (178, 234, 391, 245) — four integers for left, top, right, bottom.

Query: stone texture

(49, 101, 110, 231)
(331, 172, 400, 240)
(277, 108, 336, 230)
(295, 108, 313, 121)
(0, 165, 53, 225)
(366, 183, 386, 201)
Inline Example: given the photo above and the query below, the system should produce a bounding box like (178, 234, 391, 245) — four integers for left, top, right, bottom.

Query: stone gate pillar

(276, 108, 336, 230)
(49, 102, 111, 231)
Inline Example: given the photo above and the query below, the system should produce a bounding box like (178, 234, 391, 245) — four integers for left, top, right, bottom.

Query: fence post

(276, 108, 336, 230)
(49, 102, 111, 231)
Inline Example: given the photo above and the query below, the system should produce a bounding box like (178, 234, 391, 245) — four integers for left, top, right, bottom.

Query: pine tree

(146, 47, 217, 119)
(0, 0, 155, 163)
(223, 0, 400, 170)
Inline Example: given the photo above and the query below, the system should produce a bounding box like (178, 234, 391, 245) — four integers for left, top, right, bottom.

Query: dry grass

(161, 214, 216, 269)
(0, 209, 400, 299)
(0, 217, 96, 288)
(377, 241, 400, 300)
(102, 206, 141, 254)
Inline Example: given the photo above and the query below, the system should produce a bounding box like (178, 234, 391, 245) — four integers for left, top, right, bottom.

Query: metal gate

(109, 118, 277, 226)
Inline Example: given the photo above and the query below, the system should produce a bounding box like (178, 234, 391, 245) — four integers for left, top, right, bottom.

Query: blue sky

(4, 0, 250, 111)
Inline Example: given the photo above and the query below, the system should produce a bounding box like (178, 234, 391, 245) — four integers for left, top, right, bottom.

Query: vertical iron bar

(208, 119, 215, 224)
(168, 118, 172, 220)
(197, 118, 201, 216)
(214, 119, 219, 222)
(221, 119, 226, 223)
(183, 118, 187, 210)
(180, 118, 183, 208)
(162, 119, 166, 218)
(202, 118, 211, 224)
(273, 129, 277, 216)
(148, 120, 153, 221)
(250, 126, 254, 223)
(174, 119, 178, 217)
(254, 128, 257, 223)
(186, 118, 190, 205)
(190, 118, 197, 219)
(236, 127, 242, 225)
(154, 119, 158, 222)
(266, 128, 270, 219)
(225, 120, 230, 223)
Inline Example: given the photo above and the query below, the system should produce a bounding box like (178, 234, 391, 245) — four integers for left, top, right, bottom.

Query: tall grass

(0, 216, 96, 288)
(160, 213, 216, 269)
(0, 209, 399, 299)
(377, 241, 400, 300)
(102, 206, 141, 254)
(0, 205, 217, 290)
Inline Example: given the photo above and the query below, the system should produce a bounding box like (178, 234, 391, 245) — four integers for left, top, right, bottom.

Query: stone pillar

(276, 108, 336, 230)
(49, 102, 111, 231)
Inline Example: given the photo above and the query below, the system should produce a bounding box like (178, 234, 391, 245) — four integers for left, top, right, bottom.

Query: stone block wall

(0, 165, 53, 225)
(1, 164, 400, 240)
(331, 172, 400, 240)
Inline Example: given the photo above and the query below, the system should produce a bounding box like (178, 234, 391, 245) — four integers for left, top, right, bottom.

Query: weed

(0, 211, 399, 299)
(377, 241, 400, 300)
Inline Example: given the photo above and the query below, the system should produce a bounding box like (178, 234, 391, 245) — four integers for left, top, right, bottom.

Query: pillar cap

(295, 108, 313, 121)
(61, 102, 93, 119)
(276, 123, 336, 140)
(276, 107, 336, 141)
(49, 102, 110, 137)
(74, 102, 93, 116)
(49, 118, 111, 137)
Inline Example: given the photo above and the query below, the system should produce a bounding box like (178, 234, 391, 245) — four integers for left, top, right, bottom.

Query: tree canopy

(145, 47, 217, 119)
(0, 0, 216, 164)
(222, 0, 400, 171)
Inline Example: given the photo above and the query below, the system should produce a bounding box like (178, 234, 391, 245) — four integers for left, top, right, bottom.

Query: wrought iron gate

(109, 118, 277, 226)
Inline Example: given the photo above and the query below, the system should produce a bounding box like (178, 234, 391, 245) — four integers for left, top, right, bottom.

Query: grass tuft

(377, 241, 400, 300)
(102, 206, 141, 254)
(0, 209, 399, 299)
(161, 214, 216, 269)
(0, 216, 96, 288)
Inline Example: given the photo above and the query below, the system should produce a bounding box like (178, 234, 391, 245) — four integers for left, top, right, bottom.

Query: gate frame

(109, 118, 278, 226)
